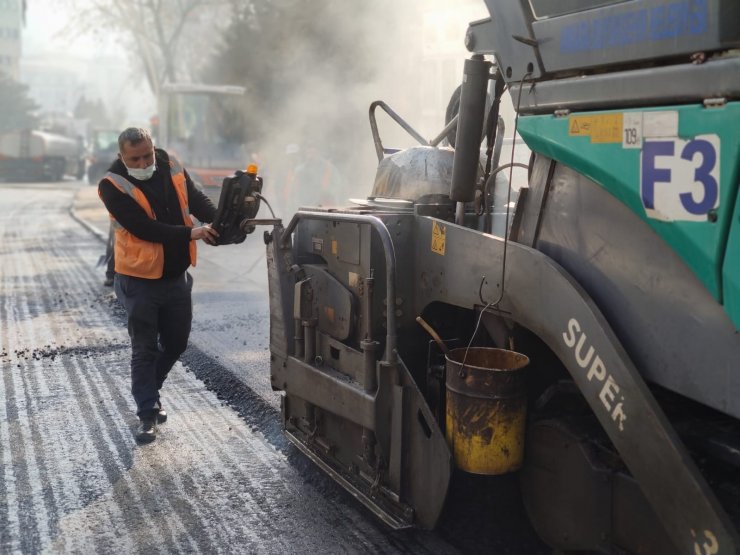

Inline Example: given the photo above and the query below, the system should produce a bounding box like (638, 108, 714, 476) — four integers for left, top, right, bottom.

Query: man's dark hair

(118, 127, 153, 151)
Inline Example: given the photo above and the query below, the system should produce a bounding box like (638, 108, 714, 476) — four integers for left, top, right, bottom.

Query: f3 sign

(640, 135, 720, 222)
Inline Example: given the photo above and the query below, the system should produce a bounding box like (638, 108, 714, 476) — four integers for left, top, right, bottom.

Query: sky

(22, 0, 119, 58)
(21, 0, 156, 125)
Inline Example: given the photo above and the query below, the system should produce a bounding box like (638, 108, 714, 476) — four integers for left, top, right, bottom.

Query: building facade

(0, 0, 24, 78)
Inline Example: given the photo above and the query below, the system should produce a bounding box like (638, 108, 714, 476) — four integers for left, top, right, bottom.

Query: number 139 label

(640, 135, 720, 222)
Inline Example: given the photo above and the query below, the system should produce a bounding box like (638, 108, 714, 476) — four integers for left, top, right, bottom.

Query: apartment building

(0, 0, 24, 78)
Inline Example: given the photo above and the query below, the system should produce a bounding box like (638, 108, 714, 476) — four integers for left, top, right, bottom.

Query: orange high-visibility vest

(100, 157, 196, 279)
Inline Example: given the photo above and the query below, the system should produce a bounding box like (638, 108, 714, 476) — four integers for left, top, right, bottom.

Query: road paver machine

(258, 1, 740, 552)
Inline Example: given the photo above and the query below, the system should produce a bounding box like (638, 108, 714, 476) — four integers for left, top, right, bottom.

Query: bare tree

(63, 0, 235, 97)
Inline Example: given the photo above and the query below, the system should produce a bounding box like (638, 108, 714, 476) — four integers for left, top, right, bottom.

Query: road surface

(1, 179, 545, 554)
(0, 180, 461, 553)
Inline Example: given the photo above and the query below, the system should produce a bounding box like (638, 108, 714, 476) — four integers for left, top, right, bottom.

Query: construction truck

(0, 129, 84, 182)
(86, 129, 119, 185)
(237, 0, 740, 552)
(158, 83, 247, 200)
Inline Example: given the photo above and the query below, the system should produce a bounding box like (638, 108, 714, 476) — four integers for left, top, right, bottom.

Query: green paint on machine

(516, 102, 740, 331)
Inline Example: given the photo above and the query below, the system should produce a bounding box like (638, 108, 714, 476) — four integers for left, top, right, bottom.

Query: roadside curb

(70, 206, 107, 243)
(69, 188, 107, 243)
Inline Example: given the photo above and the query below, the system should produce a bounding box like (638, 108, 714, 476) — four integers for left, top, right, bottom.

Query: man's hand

(190, 225, 219, 245)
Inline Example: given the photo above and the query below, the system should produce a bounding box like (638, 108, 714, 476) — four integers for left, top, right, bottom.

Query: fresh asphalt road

(1, 179, 546, 554)
(0, 180, 461, 554)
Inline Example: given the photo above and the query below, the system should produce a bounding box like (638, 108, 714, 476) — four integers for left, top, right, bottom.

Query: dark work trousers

(105, 223, 115, 281)
(114, 272, 193, 419)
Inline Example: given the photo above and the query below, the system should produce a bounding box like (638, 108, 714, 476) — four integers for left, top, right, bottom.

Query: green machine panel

(517, 102, 740, 330)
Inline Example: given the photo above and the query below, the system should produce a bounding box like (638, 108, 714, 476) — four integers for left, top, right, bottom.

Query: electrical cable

(479, 162, 530, 217)
(255, 192, 276, 218)
(458, 71, 533, 377)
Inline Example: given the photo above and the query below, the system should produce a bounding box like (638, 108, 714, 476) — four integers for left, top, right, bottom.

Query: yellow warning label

(431, 221, 446, 256)
(569, 116, 591, 136)
(568, 113, 623, 143)
(591, 114, 623, 143)
(331, 239, 337, 256)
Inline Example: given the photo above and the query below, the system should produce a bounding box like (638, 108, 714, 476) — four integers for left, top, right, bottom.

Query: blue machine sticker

(640, 135, 720, 222)
(560, 0, 709, 53)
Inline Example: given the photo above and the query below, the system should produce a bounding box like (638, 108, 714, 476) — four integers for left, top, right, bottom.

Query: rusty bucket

(445, 347, 529, 475)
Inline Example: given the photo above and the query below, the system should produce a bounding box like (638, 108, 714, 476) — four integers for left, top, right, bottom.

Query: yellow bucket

(445, 347, 529, 475)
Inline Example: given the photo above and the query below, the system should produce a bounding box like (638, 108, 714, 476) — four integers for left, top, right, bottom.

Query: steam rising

(205, 0, 489, 215)
(20, 0, 525, 209)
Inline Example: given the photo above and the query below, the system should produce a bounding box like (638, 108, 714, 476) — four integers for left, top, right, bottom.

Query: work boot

(136, 417, 157, 444)
(157, 405, 168, 424)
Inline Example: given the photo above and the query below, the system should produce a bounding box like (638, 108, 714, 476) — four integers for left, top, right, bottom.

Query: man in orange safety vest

(99, 127, 219, 443)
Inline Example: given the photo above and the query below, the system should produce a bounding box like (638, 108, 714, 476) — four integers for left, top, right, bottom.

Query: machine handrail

(429, 114, 458, 148)
(369, 100, 430, 162)
(281, 210, 398, 362)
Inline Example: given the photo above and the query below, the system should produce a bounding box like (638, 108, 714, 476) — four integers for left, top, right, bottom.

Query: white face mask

(126, 162, 156, 181)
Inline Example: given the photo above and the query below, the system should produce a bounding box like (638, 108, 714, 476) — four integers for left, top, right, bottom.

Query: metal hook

(479, 275, 491, 305)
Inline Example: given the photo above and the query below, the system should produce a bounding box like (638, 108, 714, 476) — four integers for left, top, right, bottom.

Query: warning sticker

(569, 114, 623, 143)
(622, 112, 643, 149)
(431, 221, 446, 256)
(623, 110, 679, 149)
(569, 116, 592, 136)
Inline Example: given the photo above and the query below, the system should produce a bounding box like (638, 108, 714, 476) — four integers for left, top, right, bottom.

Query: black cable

(480, 162, 530, 218)
(489, 71, 531, 309)
(458, 72, 533, 377)
(255, 192, 275, 218)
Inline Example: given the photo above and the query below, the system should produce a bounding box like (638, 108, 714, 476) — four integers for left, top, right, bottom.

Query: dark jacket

(98, 148, 216, 279)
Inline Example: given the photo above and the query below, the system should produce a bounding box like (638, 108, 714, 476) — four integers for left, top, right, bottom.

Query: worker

(290, 144, 344, 211)
(98, 127, 219, 444)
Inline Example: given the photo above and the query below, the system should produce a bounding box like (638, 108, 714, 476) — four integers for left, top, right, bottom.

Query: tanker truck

(238, 0, 740, 552)
(0, 129, 84, 182)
